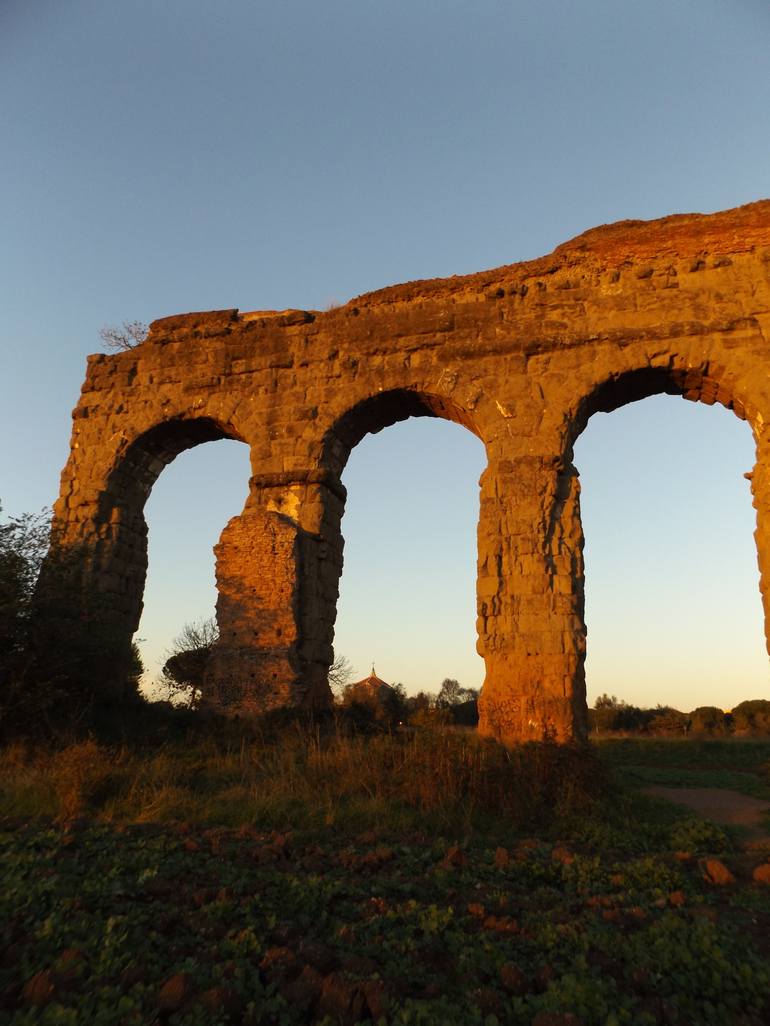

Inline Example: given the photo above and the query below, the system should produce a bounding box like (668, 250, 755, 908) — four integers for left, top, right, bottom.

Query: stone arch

(476, 354, 768, 747)
(104, 415, 248, 515)
(309, 387, 488, 692)
(35, 413, 253, 708)
(321, 387, 485, 481)
(565, 362, 760, 456)
(99, 416, 249, 617)
(556, 359, 767, 718)
(88, 417, 250, 678)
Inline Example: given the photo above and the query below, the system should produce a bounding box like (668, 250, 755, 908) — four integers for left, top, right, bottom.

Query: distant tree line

(329, 663, 480, 732)
(589, 693, 770, 737)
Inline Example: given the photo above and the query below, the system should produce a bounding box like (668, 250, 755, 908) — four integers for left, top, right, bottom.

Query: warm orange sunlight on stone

(44, 201, 770, 745)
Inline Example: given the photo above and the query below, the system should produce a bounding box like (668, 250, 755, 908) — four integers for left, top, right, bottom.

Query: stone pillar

(750, 430, 770, 661)
(476, 456, 588, 744)
(296, 474, 347, 701)
(203, 471, 345, 715)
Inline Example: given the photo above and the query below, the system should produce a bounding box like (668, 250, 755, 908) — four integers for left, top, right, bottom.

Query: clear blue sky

(1, 0, 769, 710)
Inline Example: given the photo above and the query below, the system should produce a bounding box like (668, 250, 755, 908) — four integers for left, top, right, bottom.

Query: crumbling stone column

(476, 456, 588, 744)
(204, 503, 301, 713)
(203, 471, 344, 715)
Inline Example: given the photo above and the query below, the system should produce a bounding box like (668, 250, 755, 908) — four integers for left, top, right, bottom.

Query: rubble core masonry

(48, 201, 770, 743)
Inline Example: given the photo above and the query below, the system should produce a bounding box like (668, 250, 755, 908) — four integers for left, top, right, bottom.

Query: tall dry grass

(0, 725, 603, 837)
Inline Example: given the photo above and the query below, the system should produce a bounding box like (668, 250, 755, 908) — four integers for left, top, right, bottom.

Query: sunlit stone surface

(47, 201, 770, 743)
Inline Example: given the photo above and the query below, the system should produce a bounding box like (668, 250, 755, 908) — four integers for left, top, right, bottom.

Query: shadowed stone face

(46, 201, 770, 743)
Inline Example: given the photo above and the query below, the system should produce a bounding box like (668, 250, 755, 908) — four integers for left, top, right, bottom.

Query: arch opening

(96, 418, 252, 701)
(135, 437, 252, 702)
(572, 379, 765, 728)
(326, 393, 487, 702)
(105, 416, 247, 513)
(567, 365, 754, 456)
(322, 388, 483, 481)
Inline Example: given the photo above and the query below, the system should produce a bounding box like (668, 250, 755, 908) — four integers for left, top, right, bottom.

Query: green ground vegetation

(1, 724, 770, 1026)
(597, 737, 770, 799)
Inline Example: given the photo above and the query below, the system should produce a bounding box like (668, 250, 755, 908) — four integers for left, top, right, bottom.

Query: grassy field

(596, 737, 770, 800)
(1, 726, 770, 1025)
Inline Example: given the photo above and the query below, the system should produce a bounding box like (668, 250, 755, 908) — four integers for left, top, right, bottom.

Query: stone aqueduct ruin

(48, 201, 770, 744)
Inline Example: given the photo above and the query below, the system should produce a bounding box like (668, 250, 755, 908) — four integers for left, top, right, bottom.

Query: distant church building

(348, 665, 394, 701)
(344, 666, 402, 726)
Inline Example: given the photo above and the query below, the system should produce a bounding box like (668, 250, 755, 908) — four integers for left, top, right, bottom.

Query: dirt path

(643, 786, 770, 847)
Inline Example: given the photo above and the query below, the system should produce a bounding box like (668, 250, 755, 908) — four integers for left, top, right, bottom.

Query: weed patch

(0, 728, 602, 838)
(1, 813, 769, 1024)
(2, 731, 769, 1023)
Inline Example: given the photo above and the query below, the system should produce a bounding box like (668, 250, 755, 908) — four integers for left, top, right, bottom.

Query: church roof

(350, 665, 392, 693)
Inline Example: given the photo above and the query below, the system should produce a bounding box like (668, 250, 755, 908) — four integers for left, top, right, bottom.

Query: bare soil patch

(643, 786, 770, 845)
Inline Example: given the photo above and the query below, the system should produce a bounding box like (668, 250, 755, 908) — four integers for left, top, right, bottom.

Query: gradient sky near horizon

(2, 0, 769, 710)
